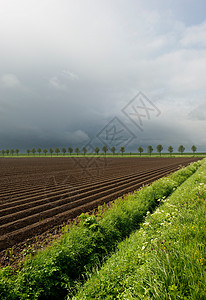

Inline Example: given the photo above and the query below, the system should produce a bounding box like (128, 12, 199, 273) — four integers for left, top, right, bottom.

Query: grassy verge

(73, 160, 206, 299)
(0, 160, 203, 299)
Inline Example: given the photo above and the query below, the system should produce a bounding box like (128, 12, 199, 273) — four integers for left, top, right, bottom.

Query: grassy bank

(0, 160, 203, 299)
(73, 159, 206, 299)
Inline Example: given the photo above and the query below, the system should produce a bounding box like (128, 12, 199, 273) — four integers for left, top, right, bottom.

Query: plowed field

(0, 157, 201, 251)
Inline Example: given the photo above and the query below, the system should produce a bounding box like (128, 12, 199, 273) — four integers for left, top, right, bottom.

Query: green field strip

(1, 153, 206, 158)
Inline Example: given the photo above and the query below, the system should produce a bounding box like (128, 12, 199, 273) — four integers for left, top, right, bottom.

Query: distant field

(0, 152, 205, 157)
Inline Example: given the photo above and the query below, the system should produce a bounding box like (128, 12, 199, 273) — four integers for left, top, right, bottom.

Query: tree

(43, 149, 48, 156)
(68, 147, 73, 155)
(37, 148, 41, 156)
(10, 149, 14, 156)
(95, 147, 100, 155)
(62, 147, 66, 155)
(120, 147, 125, 156)
(15, 149, 20, 156)
(147, 145, 153, 156)
(32, 148, 36, 156)
(6, 149, 9, 156)
(49, 148, 54, 157)
(82, 147, 87, 156)
(55, 148, 60, 156)
(1, 150, 5, 156)
(111, 147, 116, 155)
(27, 149, 30, 156)
(137, 146, 143, 156)
(191, 145, 197, 154)
(178, 145, 185, 155)
(168, 146, 173, 156)
(75, 147, 80, 155)
(156, 144, 163, 156)
(102, 145, 108, 155)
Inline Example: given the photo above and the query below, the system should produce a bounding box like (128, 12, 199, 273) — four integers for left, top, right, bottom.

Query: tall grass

(73, 160, 206, 299)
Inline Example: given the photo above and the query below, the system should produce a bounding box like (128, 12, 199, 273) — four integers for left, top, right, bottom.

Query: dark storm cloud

(0, 0, 206, 151)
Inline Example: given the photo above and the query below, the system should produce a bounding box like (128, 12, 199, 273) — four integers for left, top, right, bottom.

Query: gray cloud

(187, 103, 206, 121)
(0, 0, 206, 152)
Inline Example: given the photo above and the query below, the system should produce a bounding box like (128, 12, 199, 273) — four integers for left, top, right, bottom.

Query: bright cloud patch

(181, 21, 206, 47)
(49, 70, 79, 90)
(0, 74, 22, 88)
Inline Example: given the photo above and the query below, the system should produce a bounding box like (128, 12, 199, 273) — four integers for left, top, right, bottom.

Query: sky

(0, 0, 206, 152)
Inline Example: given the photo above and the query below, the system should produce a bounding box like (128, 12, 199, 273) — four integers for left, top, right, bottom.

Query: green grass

(72, 159, 206, 299)
(0, 160, 203, 299)
(0, 153, 206, 158)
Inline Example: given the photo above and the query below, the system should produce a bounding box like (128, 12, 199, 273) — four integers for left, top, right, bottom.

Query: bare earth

(0, 156, 201, 267)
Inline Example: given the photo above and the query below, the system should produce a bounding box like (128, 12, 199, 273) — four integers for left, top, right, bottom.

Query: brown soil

(0, 157, 201, 267)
